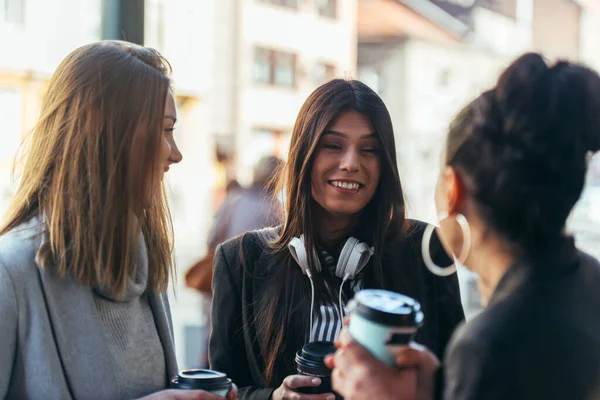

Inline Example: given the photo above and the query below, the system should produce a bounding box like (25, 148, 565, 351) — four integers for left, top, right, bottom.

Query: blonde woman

(0, 41, 235, 400)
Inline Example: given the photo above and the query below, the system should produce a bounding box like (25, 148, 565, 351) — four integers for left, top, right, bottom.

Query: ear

(440, 166, 467, 215)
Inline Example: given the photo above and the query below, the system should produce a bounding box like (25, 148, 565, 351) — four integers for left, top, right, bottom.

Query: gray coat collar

(33, 219, 178, 399)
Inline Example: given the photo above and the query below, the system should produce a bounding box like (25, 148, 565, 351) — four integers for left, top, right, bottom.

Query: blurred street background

(0, 0, 599, 366)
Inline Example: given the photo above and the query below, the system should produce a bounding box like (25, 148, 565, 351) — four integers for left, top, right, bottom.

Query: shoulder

(215, 226, 282, 274)
(405, 218, 429, 236)
(387, 219, 432, 248)
(444, 308, 520, 397)
(218, 226, 280, 258)
(386, 219, 451, 268)
(447, 312, 505, 360)
(0, 216, 45, 283)
(446, 289, 541, 372)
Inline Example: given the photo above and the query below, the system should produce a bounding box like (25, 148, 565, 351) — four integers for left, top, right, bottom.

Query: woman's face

(310, 110, 381, 217)
(137, 91, 183, 208)
(161, 91, 183, 178)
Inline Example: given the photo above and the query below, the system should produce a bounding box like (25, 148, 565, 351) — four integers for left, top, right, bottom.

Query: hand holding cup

(271, 375, 335, 400)
(325, 330, 417, 400)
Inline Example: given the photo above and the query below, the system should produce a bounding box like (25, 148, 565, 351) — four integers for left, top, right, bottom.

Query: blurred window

(1, 0, 24, 25)
(312, 62, 335, 85)
(253, 47, 297, 88)
(358, 66, 382, 95)
(254, 47, 273, 84)
(259, 0, 298, 9)
(438, 68, 451, 87)
(273, 51, 296, 87)
(315, 0, 336, 19)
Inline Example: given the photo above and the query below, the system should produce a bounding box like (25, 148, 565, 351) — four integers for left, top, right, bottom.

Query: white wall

(0, 0, 101, 74)
(471, 5, 532, 57)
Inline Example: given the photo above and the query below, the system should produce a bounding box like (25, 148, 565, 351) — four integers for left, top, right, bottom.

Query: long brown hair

(2, 41, 175, 298)
(258, 79, 407, 385)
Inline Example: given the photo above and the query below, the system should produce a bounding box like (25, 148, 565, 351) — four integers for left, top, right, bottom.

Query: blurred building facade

(211, 0, 358, 184)
(0, 0, 102, 212)
(357, 0, 600, 318)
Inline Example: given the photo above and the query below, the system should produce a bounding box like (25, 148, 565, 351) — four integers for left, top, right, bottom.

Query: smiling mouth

(328, 180, 363, 192)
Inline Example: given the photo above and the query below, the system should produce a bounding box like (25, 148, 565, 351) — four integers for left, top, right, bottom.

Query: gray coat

(0, 216, 178, 400)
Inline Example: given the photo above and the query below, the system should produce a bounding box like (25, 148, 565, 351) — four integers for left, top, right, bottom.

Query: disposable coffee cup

(170, 369, 232, 397)
(348, 289, 424, 366)
(295, 341, 342, 399)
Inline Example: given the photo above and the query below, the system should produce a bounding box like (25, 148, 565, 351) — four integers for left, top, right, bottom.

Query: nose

(339, 148, 360, 172)
(168, 136, 183, 165)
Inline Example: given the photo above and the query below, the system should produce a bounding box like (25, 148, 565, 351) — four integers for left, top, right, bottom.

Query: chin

(323, 203, 364, 217)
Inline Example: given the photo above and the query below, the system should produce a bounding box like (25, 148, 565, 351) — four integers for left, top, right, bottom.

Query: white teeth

(331, 181, 360, 190)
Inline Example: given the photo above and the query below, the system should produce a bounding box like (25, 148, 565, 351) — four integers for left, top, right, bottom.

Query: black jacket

(210, 220, 465, 400)
(444, 238, 600, 400)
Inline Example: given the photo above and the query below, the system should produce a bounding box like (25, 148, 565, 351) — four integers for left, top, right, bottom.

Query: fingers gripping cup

(295, 341, 342, 399)
(170, 369, 233, 397)
(348, 289, 424, 366)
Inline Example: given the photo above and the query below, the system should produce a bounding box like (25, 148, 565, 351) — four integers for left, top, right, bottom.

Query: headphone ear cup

(336, 238, 358, 278)
(336, 238, 374, 280)
(288, 235, 322, 276)
(289, 237, 309, 276)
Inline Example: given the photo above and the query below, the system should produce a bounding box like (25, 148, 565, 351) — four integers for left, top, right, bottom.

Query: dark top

(210, 219, 465, 400)
(444, 238, 600, 400)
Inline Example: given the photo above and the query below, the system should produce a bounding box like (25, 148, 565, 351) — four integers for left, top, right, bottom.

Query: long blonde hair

(2, 41, 175, 298)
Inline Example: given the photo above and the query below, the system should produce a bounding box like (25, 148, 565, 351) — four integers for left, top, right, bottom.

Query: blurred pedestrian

(209, 156, 283, 250)
(185, 156, 283, 367)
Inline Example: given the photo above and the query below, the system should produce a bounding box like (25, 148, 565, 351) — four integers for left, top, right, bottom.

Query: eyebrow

(164, 115, 177, 123)
(323, 130, 377, 139)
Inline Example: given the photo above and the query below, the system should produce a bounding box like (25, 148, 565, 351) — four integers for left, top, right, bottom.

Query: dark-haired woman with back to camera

(209, 79, 465, 400)
(327, 53, 600, 400)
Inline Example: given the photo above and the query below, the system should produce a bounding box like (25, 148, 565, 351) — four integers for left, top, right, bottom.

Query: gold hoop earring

(421, 212, 471, 276)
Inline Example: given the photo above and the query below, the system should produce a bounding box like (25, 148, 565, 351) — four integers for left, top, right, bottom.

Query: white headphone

(288, 235, 374, 342)
(288, 235, 374, 280)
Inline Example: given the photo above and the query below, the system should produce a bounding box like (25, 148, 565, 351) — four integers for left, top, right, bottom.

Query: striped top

(309, 247, 364, 342)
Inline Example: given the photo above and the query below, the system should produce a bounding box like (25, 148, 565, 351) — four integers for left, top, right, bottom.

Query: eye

(164, 127, 175, 134)
(323, 144, 341, 150)
(362, 148, 379, 154)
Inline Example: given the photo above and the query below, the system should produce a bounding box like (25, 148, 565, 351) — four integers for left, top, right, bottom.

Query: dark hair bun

(495, 52, 600, 153)
(446, 52, 600, 250)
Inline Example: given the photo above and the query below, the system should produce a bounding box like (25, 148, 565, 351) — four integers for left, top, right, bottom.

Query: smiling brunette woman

(209, 79, 465, 400)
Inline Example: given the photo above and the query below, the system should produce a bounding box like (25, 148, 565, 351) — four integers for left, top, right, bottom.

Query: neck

(464, 234, 515, 307)
(313, 206, 356, 249)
